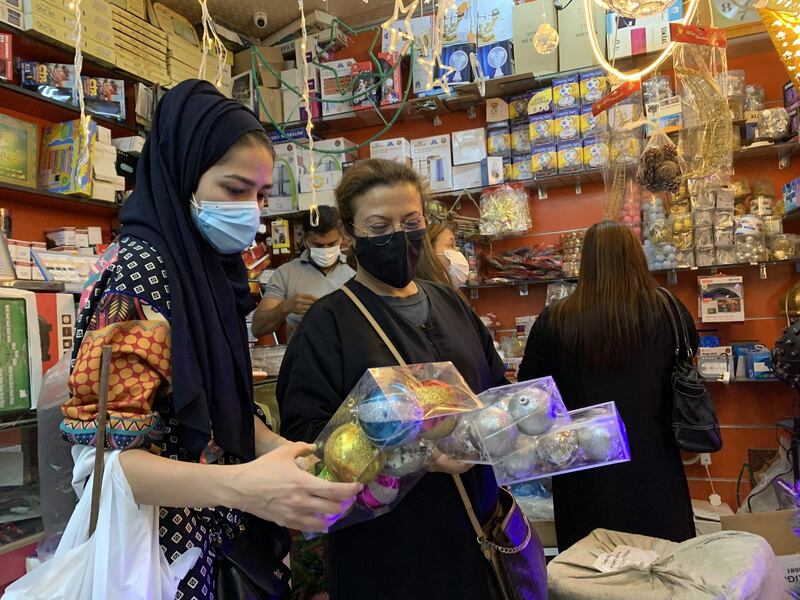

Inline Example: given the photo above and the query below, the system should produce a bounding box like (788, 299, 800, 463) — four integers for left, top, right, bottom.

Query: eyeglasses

(351, 216, 428, 246)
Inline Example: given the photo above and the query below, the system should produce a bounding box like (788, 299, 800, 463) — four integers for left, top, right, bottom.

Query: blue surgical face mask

(190, 194, 261, 255)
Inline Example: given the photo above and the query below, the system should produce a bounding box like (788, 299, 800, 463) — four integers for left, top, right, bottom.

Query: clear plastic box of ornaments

(461, 377, 571, 465)
(308, 362, 484, 532)
(484, 401, 631, 486)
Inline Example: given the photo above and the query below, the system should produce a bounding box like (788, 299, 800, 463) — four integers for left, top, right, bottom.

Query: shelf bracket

(759, 263, 768, 280)
(470, 288, 479, 300)
(433, 115, 442, 127)
(518, 283, 529, 296)
(537, 186, 548, 200)
(667, 270, 678, 286)
(467, 106, 477, 119)
(575, 181, 582, 195)
(779, 150, 791, 170)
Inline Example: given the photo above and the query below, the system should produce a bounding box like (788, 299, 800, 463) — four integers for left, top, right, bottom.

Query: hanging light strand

(298, 0, 319, 227)
(70, 0, 92, 185)
(198, 0, 228, 88)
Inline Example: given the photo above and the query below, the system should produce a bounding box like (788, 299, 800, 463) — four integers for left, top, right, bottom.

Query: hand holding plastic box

(308, 362, 484, 532)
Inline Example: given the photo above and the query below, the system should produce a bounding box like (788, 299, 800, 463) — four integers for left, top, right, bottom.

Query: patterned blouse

(61, 235, 257, 600)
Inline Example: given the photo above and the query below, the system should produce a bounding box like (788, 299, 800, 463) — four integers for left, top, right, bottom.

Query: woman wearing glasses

(277, 159, 507, 600)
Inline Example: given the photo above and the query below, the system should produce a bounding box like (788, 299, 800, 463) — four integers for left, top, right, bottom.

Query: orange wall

(330, 34, 799, 510)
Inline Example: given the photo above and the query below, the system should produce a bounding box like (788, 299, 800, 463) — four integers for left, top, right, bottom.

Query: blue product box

(554, 107, 581, 142)
(19, 61, 76, 104)
(557, 140, 583, 174)
(531, 143, 557, 177)
(579, 68, 608, 105)
(746, 348, 776, 380)
(478, 40, 514, 80)
(552, 74, 580, 110)
(440, 43, 474, 86)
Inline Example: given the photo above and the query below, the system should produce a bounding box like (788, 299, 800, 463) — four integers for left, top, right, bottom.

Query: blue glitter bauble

(358, 385, 424, 448)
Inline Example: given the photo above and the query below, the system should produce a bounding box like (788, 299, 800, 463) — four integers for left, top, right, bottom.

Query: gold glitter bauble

(415, 380, 459, 440)
(324, 423, 386, 484)
(533, 23, 559, 55)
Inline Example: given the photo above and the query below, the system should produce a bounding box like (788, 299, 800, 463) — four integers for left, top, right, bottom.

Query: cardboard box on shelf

(0, 2, 22, 28)
(23, 12, 74, 47)
(452, 159, 500, 189)
(553, 74, 580, 110)
(699, 275, 744, 323)
(113, 30, 167, 65)
(256, 86, 283, 124)
(478, 40, 514, 80)
(476, 0, 514, 46)
(80, 36, 115, 66)
(92, 141, 125, 202)
(378, 52, 402, 106)
(14, 261, 32, 280)
(0, 114, 38, 189)
(351, 61, 379, 110)
(370, 137, 412, 166)
(299, 137, 357, 193)
(271, 141, 306, 206)
(606, 0, 682, 59)
(441, 0, 471, 46)
(81, 75, 125, 121)
(440, 43, 473, 86)
(23, 0, 74, 28)
(512, 0, 558, 77)
(0, 32, 11, 82)
(528, 88, 554, 116)
(486, 98, 509, 122)
(34, 292, 75, 374)
(381, 13, 432, 57)
(411, 134, 453, 192)
(282, 82, 320, 122)
(452, 128, 487, 165)
(320, 58, 355, 118)
(234, 45, 283, 88)
(39, 118, 97, 196)
(297, 189, 336, 211)
(558, 0, 606, 72)
(557, 139, 583, 174)
(111, 12, 168, 52)
(0, 289, 42, 413)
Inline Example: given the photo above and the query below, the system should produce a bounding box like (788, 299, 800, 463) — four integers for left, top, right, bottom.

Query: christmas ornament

(508, 389, 557, 436)
(380, 0, 420, 55)
(324, 423, 386, 484)
(416, 380, 459, 440)
(636, 141, 682, 194)
(536, 430, 579, 468)
(497, 438, 539, 481)
(759, 7, 800, 90)
(359, 473, 401, 509)
(436, 417, 482, 461)
(383, 443, 430, 478)
(469, 405, 519, 458)
(578, 425, 618, 461)
(596, 0, 674, 19)
(358, 385, 424, 448)
(316, 464, 338, 481)
(533, 23, 559, 55)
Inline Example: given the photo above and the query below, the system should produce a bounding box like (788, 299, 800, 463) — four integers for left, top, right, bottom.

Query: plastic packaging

(635, 129, 682, 194)
(694, 208, 714, 228)
(676, 248, 696, 268)
(642, 75, 673, 106)
(735, 215, 768, 262)
(670, 213, 695, 250)
(770, 234, 796, 261)
(757, 108, 790, 141)
(479, 185, 533, 237)
(695, 246, 716, 267)
(695, 226, 714, 250)
(722, 69, 745, 120)
(644, 240, 678, 270)
(744, 84, 765, 112)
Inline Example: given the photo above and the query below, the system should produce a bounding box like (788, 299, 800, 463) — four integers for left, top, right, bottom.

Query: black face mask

(354, 228, 426, 289)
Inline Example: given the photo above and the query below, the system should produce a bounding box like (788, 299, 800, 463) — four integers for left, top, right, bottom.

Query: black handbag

(660, 288, 723, 453)
(216, 514, 292, 600)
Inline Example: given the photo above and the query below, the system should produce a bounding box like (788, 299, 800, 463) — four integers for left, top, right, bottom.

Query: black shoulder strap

(659, 288, 692, 360)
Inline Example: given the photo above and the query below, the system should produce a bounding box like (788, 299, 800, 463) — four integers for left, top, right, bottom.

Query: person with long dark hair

(59, 80, 359, 599)
(518, 220, 696, 550)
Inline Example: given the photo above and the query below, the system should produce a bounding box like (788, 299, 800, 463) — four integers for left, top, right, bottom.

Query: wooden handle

(88, 345, 114, 538)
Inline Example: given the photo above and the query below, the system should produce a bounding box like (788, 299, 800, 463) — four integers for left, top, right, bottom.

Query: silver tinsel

(536, 430, 579, 468)
(469, 405, 519, 459)
(382, 443, 430, 478)
(508, 388, 557, 436)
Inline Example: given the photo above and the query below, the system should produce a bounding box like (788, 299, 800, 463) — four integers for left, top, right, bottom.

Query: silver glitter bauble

(533, 23, 559, 55)
(469, 405, 519, 458)
(578, 426, 619, 462)
(436, 417, 482, 461)
(508, 389, 556, 436)
(497, 437, 539, 481)
(382, 444, 429, 478)
(536, 430, 579, 468)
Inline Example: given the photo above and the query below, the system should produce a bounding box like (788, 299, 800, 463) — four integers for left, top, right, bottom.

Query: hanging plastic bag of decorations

(305, 362, 485, 536)
(478, 184, 532, 238)
(636, 126, 683, 195)
(595, 81, 646, 241)
(672, 23, 733, 183)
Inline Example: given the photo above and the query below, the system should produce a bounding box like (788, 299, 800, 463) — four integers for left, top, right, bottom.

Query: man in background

(252, 206, 355, 341)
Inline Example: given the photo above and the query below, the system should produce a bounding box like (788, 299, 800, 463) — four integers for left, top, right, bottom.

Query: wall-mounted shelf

(0, 182, 121, 213)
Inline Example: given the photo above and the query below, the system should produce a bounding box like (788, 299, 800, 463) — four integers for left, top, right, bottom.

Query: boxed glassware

(39, 118, 98, 196)
(411, 134, 453, 192)
(309, 362, 484, 531)
(481, 400, 631, 485)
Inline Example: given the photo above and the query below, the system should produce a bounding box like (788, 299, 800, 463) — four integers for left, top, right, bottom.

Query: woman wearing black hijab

(61, 80, 360, 599)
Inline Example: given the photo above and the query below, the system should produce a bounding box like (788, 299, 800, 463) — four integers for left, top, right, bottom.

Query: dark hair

(415, 222, 453, 287)
(549, 220, 662, 366)
(302, 205, 340, 235)
(336, 159, 427, 234)
(232, 128, 276, 160)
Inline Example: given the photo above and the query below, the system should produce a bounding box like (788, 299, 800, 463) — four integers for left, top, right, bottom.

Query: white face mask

(309, 245, 341, 268)
(439, 248, 469, 287)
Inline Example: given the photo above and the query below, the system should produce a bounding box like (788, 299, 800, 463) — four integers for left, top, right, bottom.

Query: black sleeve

(470, 305, 508, 387)
(518, 311, 551, 382)
(675, 296, 700, 354)
(276, 304, 346, 443)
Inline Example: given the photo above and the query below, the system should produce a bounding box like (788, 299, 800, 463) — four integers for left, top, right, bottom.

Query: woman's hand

(226, 442, 361, 533)
(426, 448, 473, 475)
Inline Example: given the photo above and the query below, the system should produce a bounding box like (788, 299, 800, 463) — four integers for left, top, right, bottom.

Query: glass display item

(770, 234, 796, 261)
(757, 108, 790, 141)
(309, 362, 484, 532)
(486, 401, 631, 486)
(744, 84, 765, 112)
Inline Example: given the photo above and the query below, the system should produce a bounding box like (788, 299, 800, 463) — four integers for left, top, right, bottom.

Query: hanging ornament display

(594, 0, 675, 19)
(758, 7, 800, 89)
(381, 0, 420, 55)
(636, 132, 683, 194)
(533, 23, 559, 55)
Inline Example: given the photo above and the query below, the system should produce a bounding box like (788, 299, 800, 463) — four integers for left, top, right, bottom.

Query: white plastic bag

(3, 447, 200, 600)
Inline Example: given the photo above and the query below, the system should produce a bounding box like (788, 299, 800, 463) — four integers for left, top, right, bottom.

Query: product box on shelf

(19, 61, 75, 103)
(294, 37, 332, 86)
(92, 141, 125, 202)
(307, 362, 483, 532)
(553, 74, 580, 110)
(0, 32, 10, 82)
(81, 76, 126, 122)
(0, 114, 38, 189)
(269, 141, 306, 212)
(697, 346, 734, 381)
(527, 88, 554, 116)
(351, 61, 379, 110)
(370, 137, 412, 166)
(299, 137, 357, 193)
(452, 128, 487, 165)
(606, 0, 683, 59)
(487, 98, 509, 122)
(698, 275, 745, 323)
(280, 67, 299, 90)
(511, 122, 531, 155)
(554, 108, 581, 142)
(511, 154, 532, 181)
(512, 0, 558, 77)
(579, 69, 608, 106)
(441, 0, 472, 46)
(320, 58, 356, 118)
(558, 0, 605, 72)
(645, 95, 683, 135)
(440, 43, 474, 86)
(0, 2, 22, 28)
(282, 80, 321, 122)
(378, 52, 402, 106)
(476, 0, 514, 46)
(529, 112, 555, 146)
(381, 14, 432, 57)
(40, 118, 97, 196)
(411, 134, 453, 193)
(23, 11, 73, 47)
(452, 161, 484, 189)
(22, 0, 74, 29)
(234, 45, 283, 88)
(580, 104, 607, 138)
(34, 292, 75, 374)
(256, 86, 283, 124)
(487, 122, 511, 158)
(582, 137, 608, 169)
(478, 40, 514, 80)
(296, 189, 336, 212)
(557, 140, 584, 174)
(531, 143, 557, 177)
(0, 289, 42, 413)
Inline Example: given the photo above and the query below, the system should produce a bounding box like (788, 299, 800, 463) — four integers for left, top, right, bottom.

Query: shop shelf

(0, 532, 45, 557)
(734, 141, 798, 163)
(432, 169, 605, 200)
(0, 182, 120, 213)
(0, 81, 138, 138)
(0, 410, 37, 431)
(463, 276, 577, 291)
(785, 208, 800, 223)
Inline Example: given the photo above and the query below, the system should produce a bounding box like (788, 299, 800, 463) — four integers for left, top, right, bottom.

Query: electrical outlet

(700, 453, 712, 466)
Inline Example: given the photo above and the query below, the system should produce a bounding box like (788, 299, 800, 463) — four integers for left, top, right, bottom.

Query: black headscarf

(119, 80, 263, 460)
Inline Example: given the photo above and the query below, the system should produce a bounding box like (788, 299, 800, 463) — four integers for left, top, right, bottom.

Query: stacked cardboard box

(93, 139, 125, 202)
(111, 5, 169, 85)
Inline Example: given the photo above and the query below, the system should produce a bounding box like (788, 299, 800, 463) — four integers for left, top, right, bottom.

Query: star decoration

(431, 51, 456, 95)
(381, 0, 420, 55)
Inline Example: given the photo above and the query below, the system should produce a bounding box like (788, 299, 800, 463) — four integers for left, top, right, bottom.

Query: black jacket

(278, 279, 505, 600)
